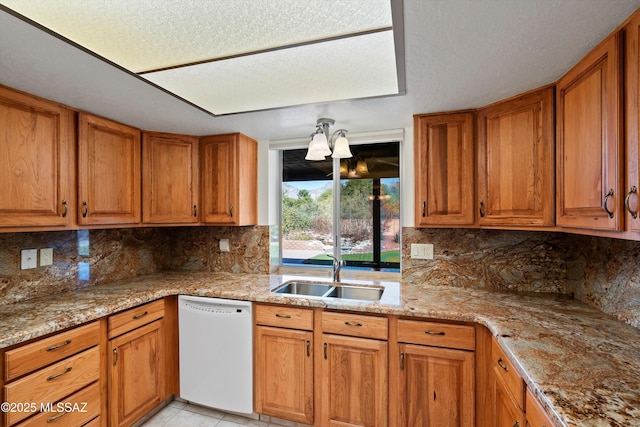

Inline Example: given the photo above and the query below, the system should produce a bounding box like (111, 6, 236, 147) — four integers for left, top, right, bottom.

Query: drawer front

(321, 311, 388, 340)
(82, 416, 101, 427)
(4, 347, 100, 426)
(397, 319, 475, 350)
(255, 304, 313, 330)
(108, 299, 164, 339)
(17, 382, 101, 427)
(4, 321, 100, 382)
(491, 338, 524, 410)
(525, 389, 554, 427)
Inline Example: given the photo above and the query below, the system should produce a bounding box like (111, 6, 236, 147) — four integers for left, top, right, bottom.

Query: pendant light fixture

(305, 118, 352, 161)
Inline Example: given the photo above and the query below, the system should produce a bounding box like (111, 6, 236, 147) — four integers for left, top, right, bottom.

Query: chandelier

(305, 118, 352, 161)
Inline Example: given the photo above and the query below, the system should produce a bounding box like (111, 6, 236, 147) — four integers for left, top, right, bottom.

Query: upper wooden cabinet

(414, 112, 475, 227)
(625, 12, 640, 234)
(78, 113, 141, 226)
(142, 131, 199, 224)
(477, 86, 555, 227)
(0, 85, 74, 230)
(556, 32, 623, 231)
(200, 133, 257, 226)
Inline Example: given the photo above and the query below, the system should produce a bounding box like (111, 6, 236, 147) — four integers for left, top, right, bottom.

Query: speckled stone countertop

(1, 272, 638, 427)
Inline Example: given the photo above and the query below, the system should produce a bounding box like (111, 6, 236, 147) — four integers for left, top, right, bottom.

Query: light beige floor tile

(221, 413, 269, 426)
(163, 410, 219, 427)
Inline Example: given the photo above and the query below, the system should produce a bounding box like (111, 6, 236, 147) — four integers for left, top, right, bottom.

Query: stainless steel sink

(273, 280, 384, 301)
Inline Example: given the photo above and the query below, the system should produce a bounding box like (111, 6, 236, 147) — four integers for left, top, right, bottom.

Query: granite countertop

(0, 271, 639, 427)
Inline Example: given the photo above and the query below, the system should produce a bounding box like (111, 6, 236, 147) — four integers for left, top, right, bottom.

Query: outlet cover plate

(21, 249, 38, 269)
(40, 248, 53, 266)
(219, 239, 230, 252)
(410, 243, 434, 260)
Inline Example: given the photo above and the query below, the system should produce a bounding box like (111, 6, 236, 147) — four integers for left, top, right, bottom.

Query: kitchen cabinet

(254, 305, 314, 424)
(491, 338, 525, 427)
(200, 133, 257, 225)
(525, 389, 554, 427)
(0, 85, 74, 230)
(320, 311, 388, 427)
(477, 86, 555, 227)
(624, 11, 640, 233)
(78, 113, 141, 226)
(107, 300, 166, 427)
(1, 321, 102, 427)
(414, 112, 475, 226)
(142, 131, 199, 224)
(556, 32, 623, 231)
(394, 319, 475, 427)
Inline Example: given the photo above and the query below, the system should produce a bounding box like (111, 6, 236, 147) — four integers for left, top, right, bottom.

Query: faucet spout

(327, 255, 344, 282)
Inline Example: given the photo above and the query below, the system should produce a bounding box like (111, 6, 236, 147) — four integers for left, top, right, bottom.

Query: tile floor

(139, 400, 311, 427)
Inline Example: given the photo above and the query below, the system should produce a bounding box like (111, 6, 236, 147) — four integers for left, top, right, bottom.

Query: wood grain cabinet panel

(0, 85, 74, 230)
(200, 133, 257, 225)
(78, 113, 141, 226)
(414, 112, 475, 226)
(556, 33, 623, 231)
(525, 389, 554, 427)
(477, 87, 555, 227)
(142, 131, 199, 224)
(625, 12, 640, 233)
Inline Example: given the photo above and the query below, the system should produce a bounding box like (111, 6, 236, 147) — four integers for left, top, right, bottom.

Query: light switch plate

(40, 248, 53, 266)
(21, 249, 38, 269)
(219, 239, 230, 252)
(411, 243, 434, 260)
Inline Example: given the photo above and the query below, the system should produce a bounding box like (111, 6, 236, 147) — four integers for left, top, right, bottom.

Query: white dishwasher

(178, 296, 253, 414)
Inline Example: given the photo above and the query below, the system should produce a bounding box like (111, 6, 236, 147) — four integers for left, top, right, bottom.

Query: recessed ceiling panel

(143, 31, 398, 114)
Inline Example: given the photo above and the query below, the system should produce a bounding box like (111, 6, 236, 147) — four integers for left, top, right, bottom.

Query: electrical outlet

(410, 243, 434, 260)
(40, 248, 53, 266)
(219, 239, 230, 252)
(21, 249, 38, 269)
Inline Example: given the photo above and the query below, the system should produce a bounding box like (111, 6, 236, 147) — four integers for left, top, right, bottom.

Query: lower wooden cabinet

(108, 302, 166, 427)
(525, 389, 554, 427)
(491, 337, 525, 427)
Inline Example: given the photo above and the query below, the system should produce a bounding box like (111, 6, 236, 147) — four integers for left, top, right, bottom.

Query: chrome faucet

(327, 255, 344, 282)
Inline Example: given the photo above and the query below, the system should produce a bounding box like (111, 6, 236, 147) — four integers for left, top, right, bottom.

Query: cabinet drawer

(397, 319, 475, 350)
(321, 311, 388, 340)
(108, 299, 164, 339)
(4, 347, 100, 426)
(4, 321, 100, 382)
(17, 382, 101, 427)
(255, 304, 313, 330)
(491, 338, 524, 410)
(82, 416, 101, 427)
(526, 388, 554, 427)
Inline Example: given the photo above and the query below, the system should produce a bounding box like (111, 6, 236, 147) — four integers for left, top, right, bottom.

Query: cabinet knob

(479, 200, 485, 218)
(113, 348, 118, 366)
(82, 201, 88, 218)
(229, 204, 234, 218)
(422, 201, 426, 217)
(193, 204, 197, 217)
(603, 189, 614, 218)
(624, 186, 638, 219)
(61, 199, 68, 218)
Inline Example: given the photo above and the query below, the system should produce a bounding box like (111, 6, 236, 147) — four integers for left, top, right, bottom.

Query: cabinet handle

(47, 412, 67, 423)
(424, 329, 445, 336)
(82, 200, 88, 218)
(193, 204, 197, 217)
(400, 352, 405, 370)
(512, 422, 520, 427)
(479, 200, 485, 218)
(275, 313, 291, 319)
(306, 340, 311, 358)
(497, 357, 509, 372)
(46, 339, 72, 351)
(625, 186, 638, 219)
(344, 321, 363, 327)
(113, 348, 118, 366)
(324, 342, 327, 360)
(47, 366, 72, 381)
(422, 201, 426, 217)
(133, 310, 148, 319)
(61, 199, 68, 218)
(229, 204, 234, 217)
(603, 189, 614, 218)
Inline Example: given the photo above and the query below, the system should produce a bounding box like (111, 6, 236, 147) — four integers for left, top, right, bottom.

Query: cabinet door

(477, 87, 555, 227)
(556, 33, 623, 230)
(109, 320, 165, 427)
(625, 12, 640, 233)
(525, 389, 554, 427)
(200, 133, 257, 225)
(321, 334, 387, 427)
(78, 113, 141, 226)
(0, 85, 74, 229)
(397, 344, 474, 427)
(142, 131, 199, 224)
(493, 367, 525, 427)
(254, 326, 313, 424)
(414, 112, 475, 226)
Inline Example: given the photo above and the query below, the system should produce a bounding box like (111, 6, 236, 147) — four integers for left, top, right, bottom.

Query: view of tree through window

(281, 142, 400, 271)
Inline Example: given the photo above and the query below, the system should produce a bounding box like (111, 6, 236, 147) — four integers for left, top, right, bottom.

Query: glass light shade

(305, 133, 331, 160)
(331, 135, 352, 158)
(356, 160, 369, 175)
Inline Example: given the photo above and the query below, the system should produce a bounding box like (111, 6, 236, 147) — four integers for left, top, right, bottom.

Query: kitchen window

(280, 141, 400, 272)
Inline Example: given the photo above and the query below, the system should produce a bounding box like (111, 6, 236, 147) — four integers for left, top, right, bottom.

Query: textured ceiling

(0, 0, 398, 114)
(1, 1, 640, 141)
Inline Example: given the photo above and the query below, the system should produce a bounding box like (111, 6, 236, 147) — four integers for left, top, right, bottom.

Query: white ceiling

(1, 0, 640, 141)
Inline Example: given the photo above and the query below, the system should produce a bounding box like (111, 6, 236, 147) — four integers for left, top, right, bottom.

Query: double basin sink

(273, 280, 384, 301)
